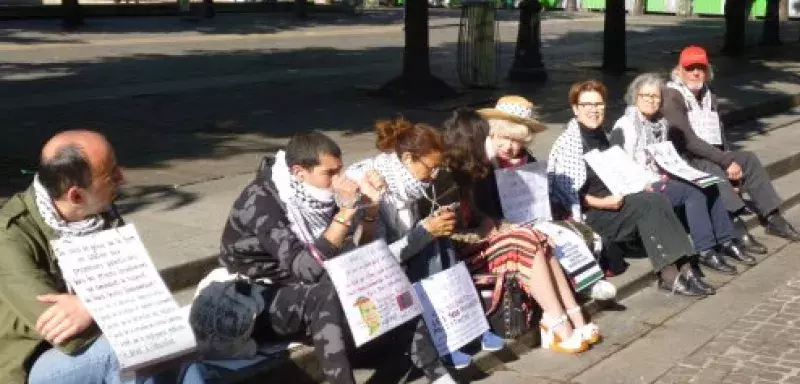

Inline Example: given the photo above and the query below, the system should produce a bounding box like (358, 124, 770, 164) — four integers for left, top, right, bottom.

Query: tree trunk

(761, 0, 782, 45)
(509, 0, 547, 81)
(565, 0, 578, 11)
(778, 0, 788, 20)
(602, 0, 626, 73)
(722, 0, 748, 55)
(675, 0, 691, 17)
(631, 0, 645, 15)
(376, 0, 456, 101)
(295, 0, 309, 18)
(62, 0, 83, 29)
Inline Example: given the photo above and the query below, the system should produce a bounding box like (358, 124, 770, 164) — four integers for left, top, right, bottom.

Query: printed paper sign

(533, 222, 603, 293)
(495, 162, 552, 223)
(584, 146, 653, 196)
(646, 141, 722, 188)
(413, 263, 491, 356)
(325, 240, 421, 346)
(51, 224, 197, 372)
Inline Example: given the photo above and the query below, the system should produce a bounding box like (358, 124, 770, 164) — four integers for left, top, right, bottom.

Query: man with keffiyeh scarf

(218, 132, 458, 384)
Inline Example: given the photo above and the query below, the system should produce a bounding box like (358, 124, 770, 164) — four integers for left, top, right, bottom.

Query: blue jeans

(656, 179, 736, 252)
(28, 336, 206, 384)
(405, 238, 459, 283)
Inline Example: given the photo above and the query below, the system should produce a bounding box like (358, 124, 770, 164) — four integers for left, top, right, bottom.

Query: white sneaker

(590, 280, 617, 301)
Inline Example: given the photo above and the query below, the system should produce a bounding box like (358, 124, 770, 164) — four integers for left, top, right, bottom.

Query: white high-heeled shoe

(539, 312, 588, 353)
(566, 306, 601, 345)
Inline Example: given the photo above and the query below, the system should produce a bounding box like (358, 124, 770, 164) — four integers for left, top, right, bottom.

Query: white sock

(432, 373, 457, 384)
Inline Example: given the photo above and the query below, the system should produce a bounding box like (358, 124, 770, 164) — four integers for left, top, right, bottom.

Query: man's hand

(357, 170, 386, 204)
(332, 175, 360, 208)
(422, 210, 457, 238)
(36, 294, 93, 346)
(726, 161, 743, 181)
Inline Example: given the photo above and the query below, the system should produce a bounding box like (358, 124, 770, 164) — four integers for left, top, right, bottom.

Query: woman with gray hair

(610, 73, 756, 282)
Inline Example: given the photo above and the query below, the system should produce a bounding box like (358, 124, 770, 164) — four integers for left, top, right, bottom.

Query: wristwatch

(334, 214, 352, 228)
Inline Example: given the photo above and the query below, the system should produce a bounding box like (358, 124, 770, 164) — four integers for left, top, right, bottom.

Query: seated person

(662, 45, 796, 245)
(436, 104, 604, 354)
(0, 130, 198, 384)
(440, 100, 618, 298)
(611, 72, 756, 276)
(548, 80, 714, 297)
(215, 131, 457, 384)
(344, 119, 514, 366)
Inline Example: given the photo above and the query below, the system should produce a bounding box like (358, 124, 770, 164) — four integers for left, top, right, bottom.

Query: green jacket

(0, 187, 109, 383)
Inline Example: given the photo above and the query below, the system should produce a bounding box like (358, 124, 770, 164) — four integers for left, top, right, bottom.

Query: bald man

(0, 131, 166, 384)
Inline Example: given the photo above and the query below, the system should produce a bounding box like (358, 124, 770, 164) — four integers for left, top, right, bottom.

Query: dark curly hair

(442, 108, 493, 187)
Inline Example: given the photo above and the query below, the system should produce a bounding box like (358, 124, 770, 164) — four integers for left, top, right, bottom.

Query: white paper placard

(495, 161, 552, 223)
(413, 263, 490, 356)
(324, 240, 421, 346)
(645, 141, 722, 188)
(51, 224, 197, 372)
(584, 146, 653, 196)
(532, 222, 603, 293)
(688, 109, 723, 146)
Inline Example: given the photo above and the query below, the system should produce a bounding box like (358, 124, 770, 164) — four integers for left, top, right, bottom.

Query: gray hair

(624, 73, 666, 106)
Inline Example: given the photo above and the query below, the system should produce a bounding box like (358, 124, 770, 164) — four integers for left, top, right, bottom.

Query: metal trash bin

(457, 0, 500, 88)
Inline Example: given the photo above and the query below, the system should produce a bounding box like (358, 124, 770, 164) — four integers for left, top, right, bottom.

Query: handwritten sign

(646, 142, 722, 188)
(584, 146, 653, 196)
(413, 263, 490, 356)
(325, 240, 421, 346)
(495, 162, 552, 223)
(51, 224, 197, 372)
(688, 109, 723, 145)
(533, 222, 603, 293)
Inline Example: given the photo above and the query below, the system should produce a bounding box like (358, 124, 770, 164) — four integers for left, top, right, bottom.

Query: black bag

(474, 273, 541, 340)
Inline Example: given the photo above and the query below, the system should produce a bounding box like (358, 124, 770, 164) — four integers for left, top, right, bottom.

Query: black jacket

(219, 157, 337, 285)
(661, 86, 735, 168)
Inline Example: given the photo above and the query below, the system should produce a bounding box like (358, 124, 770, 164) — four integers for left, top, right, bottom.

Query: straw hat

(477, 95, 547, 133)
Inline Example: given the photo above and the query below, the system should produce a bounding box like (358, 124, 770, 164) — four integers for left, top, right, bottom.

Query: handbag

(473, 273, 541, 341)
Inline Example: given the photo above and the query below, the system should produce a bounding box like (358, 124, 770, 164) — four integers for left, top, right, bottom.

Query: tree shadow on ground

(0, 15, 798, 215)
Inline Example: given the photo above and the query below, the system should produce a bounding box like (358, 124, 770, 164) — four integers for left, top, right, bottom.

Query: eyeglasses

(577, 102, 606, 110)
(638, 94, 661, 101)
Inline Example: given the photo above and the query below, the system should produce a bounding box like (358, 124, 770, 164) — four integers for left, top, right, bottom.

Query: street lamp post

(508, 0, 547, 82)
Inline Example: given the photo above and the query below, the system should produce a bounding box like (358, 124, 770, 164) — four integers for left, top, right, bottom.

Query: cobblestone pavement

(656, 277, 800, 384)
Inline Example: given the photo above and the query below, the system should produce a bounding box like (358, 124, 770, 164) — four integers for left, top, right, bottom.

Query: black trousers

(691, 150, 782, 217)
(585, 192, 695, 272)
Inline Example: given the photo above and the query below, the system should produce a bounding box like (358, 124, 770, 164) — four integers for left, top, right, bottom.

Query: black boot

(765, 214, 800, 242)
(720, 241, 758, 266)
(737, 233, 768, 255)
(698, 250, 738, 275)
(683, 267, 716, 295)
(658, 270, 707, 297)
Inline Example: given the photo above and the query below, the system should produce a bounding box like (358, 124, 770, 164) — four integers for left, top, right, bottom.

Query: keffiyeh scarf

(33, 175, 106, 237)
(546, 118, 587, 220)
(667, 75, 713, 113)
(347, 152, 431, 230)
(624, 105, 668, 173)
(271, 151, 337, 242)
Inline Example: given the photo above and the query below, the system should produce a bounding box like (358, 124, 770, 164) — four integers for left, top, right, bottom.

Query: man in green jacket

(0, 130, 126, 383)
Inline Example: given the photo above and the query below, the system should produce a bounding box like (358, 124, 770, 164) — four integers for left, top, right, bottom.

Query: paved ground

(2, 10, 799, 279)
(416, 204, 800, 384)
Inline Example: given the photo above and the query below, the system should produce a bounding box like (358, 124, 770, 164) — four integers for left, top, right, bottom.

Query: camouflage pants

(253, 276, 449, 384)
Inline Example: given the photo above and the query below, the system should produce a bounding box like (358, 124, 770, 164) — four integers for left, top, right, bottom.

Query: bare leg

(546, 255, 587, 328)
(526, 249, 573, 338)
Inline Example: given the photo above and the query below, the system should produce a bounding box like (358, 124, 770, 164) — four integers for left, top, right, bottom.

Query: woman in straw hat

(428, 97, 601, 355)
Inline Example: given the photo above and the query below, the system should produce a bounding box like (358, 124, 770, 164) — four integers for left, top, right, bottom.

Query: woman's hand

(422, 210, 457, 238)
(585, 194, 624, 211)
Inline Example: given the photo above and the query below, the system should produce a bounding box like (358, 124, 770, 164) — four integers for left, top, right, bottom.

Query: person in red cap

(661, 45, 800, 248)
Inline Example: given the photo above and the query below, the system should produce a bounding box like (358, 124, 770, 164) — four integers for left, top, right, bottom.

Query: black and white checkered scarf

(271, 151, 337, 241)
(32, 175, 106, 238)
